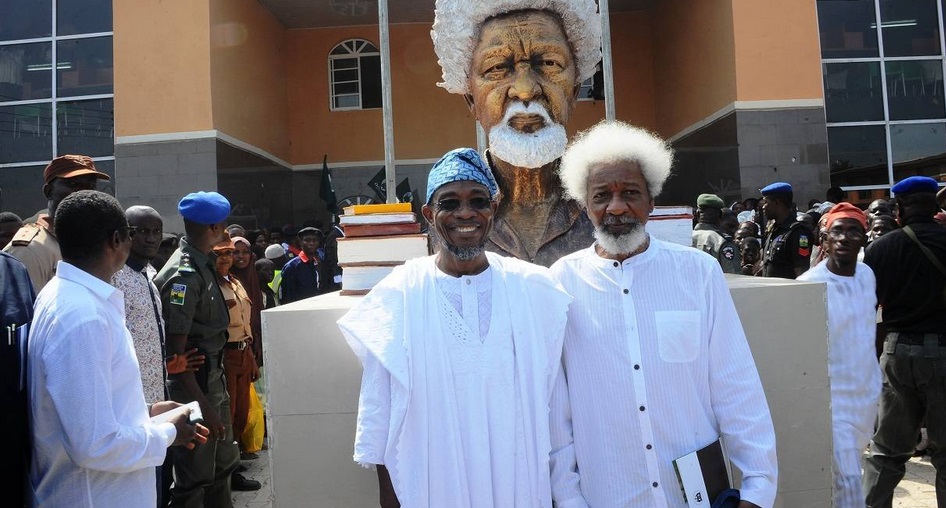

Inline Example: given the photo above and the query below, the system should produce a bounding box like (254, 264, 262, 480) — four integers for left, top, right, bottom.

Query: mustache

(500, 101, 556, 126)
(602, 215, 641, 227)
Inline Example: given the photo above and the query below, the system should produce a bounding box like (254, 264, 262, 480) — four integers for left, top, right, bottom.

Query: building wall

(113, 0, 214, 137)
(731, 0, 823, 102)
(209, 0, 291, 161)
(651, 0, 738, 138)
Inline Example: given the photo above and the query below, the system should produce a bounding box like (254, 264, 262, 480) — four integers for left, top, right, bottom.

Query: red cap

(43, 155, 110, 185)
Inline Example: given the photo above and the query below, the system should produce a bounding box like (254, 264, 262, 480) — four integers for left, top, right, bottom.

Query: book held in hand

(672, 438, 732, 507)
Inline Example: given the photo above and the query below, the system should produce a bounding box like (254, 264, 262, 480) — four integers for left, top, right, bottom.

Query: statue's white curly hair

(431, 0, 602, 95)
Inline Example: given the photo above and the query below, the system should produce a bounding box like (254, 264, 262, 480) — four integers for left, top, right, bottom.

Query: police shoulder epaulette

(178, 253, 196, 273)
(9, 223, 42, 246)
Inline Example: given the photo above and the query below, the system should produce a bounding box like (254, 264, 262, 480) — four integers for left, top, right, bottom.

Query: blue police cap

(426, 148, 499, 203)
(178, 191, 231, 224)
(892, 176, 939, 195)
(760, 182, 792, 195)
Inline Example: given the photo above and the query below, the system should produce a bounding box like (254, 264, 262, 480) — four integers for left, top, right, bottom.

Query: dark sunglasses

(435, 197, 493, 212)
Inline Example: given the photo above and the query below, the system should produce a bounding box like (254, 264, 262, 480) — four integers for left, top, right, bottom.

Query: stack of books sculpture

(337, 202, 430, 295)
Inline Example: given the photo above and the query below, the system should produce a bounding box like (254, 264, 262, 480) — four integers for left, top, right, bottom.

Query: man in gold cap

(3, 154, 109, 291)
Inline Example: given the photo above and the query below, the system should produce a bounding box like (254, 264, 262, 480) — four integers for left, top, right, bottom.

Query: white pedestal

(262, 276, 832, 507)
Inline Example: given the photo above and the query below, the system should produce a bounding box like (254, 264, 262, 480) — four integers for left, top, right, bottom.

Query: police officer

(3, 155, 109, 292)
(760, 182, 812, 279)
(155, 191, 246, 506)
(692, 193, 741, 273)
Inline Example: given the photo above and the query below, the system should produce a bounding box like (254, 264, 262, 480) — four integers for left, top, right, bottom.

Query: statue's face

(467, 10, 579, 168)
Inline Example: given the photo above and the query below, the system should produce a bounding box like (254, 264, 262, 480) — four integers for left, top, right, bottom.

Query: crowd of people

(0, 155, 344, 507)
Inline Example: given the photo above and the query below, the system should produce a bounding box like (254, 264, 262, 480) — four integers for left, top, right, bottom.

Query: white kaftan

(338, 253, 571, 508)
(549, 240, 778, 508)
(799, 261, 881, 508)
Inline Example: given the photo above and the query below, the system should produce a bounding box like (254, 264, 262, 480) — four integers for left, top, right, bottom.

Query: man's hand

(150, 400, 182, 417)
(166, 348, 205, 375)
(200, 402, 227, 440)
(738, 502, 762, 508)
(168, 412, 210, 449)
(250, 356, 261, 382)
(377, 465, 400, 508)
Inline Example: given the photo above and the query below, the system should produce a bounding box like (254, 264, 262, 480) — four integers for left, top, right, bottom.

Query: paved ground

(232, 448, 274, 508)
(232, 450, 937, 507)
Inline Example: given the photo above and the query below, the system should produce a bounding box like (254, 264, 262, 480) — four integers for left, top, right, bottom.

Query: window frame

(328, 38, 381, 112)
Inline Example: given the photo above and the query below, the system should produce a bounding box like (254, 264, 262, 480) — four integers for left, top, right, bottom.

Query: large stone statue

(431, 0, 601, 266)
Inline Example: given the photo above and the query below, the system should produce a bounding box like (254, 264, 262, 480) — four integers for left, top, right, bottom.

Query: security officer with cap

(3, 154, 109, 291)
(154, 191, 249, 506)
(760, 182, 812, 279)
(692, 193, 741, 273)
(863, 176, 946, 507)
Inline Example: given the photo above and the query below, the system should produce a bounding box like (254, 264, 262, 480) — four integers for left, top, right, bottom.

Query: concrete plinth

(262, 276, 832, 507)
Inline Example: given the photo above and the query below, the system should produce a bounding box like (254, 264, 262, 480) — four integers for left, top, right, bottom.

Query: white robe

(337, 253, 571, 508)
(798, 261, 881, 508)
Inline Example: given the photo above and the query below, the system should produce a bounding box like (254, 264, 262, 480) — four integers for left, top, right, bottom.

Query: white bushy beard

(594, 216, 648, 257)
(487, 102, 567, 169)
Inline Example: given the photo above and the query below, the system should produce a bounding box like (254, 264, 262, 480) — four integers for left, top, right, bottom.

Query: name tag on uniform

(170, 283, 187, 305)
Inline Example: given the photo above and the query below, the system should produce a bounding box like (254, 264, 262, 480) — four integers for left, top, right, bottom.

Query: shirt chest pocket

(654, 310, 701, 363)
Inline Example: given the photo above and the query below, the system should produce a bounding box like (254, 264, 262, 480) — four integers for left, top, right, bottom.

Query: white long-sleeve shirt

(28, 261, 176, 507)
(549, 240, 778, 508)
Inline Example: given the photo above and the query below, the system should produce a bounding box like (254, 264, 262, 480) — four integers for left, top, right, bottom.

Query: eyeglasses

(826, 227, 865, 241)
(435, 197, 493, 212)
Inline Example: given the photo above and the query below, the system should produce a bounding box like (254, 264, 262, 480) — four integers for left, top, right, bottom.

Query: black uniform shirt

(864, 218, 946, 333)
(763, 216, 811, 279)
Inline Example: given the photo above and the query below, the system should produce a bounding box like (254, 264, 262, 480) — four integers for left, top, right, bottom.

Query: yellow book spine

(344, 202, 413, 215)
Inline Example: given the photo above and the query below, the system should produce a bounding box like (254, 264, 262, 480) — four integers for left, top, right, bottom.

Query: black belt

(223, 340, 248, 350)
(886, 332, 946, 346)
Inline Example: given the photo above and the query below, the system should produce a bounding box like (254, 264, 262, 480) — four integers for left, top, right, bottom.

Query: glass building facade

(0, 0, 114, 215)
(819, 0, 946, 197)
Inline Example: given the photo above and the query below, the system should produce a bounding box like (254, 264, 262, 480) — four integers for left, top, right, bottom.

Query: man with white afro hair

(549, 121, 779, 508)
(428, 0, 602, 267)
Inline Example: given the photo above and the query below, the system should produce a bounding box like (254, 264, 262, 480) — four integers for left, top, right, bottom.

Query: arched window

(329, 39, 382, 111)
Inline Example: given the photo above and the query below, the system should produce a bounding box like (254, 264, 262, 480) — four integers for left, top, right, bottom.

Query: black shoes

(231, 472, 261, 491)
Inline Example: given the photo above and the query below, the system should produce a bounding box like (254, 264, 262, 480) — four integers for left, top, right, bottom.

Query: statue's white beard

(487, 103, 567, 169)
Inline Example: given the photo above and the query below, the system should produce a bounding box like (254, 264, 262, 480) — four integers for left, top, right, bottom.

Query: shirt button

(639, 406, 645, 411)
(465, 279, 471, 285)
(623, 289, 629, 294)
(634, 364, 640, 370)
(646, 444, 653, 450)
(653, 482, 659, 488)
(613, 261, 619, 267)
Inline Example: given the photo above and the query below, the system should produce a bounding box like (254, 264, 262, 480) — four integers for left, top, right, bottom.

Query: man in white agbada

(548, 121, 779, 508)
(337, 147, 571, 508)
(798, 203, 881, 508)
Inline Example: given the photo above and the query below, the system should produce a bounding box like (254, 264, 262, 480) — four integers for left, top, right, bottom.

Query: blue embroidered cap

(425, 148, 499, 204)
(760, 182, 792, 195)
(178, 191, 231, 224)
(892, 175, 939, 195)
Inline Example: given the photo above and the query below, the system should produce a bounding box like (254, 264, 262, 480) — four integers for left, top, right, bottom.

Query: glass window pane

(890, 122, 946, 181)
(333, 95, 359, 109)
(331, 58, 358, 70)
(816, 0, 879, 58)
(56, 37, 112, 97)
(360, 55, 381, 109)
(0, 42, 52, 102)
(879, 0, 941, 57)
(827, 125, 889, 188)
(823, 62, 884, 122)
(0, 0, 52, 40)
(886, 60, 946, 120)
(56, 98, 113, 157)
(333, 82, 358, 95)
(0, 103, 53, 163)
(333, 69, 359, 82)
(0, 165, 47, 218)
(57, 0, 112, 36)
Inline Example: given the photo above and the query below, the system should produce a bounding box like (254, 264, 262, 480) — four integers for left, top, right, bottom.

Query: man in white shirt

(337, 148, 571, 508)
(798, 203, 880, 508)
(549, 121, 778, 508)
(28, 190, 208, 507)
